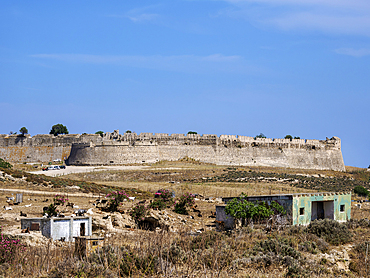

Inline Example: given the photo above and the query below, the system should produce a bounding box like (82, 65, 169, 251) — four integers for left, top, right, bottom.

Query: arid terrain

(1, 160, 370, 277)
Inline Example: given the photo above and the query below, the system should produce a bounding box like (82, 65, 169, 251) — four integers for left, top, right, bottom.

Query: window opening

(340, 204, 345, 212)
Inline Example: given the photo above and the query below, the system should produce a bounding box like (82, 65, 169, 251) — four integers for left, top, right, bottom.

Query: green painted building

(292, 192, 351, 225)
(217, 192, 351, 229)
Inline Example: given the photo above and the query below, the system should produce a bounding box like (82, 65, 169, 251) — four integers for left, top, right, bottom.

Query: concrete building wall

(217, 192, 351, 228)
(292, 192, 351, 225)
(217, 194, 294, 228)
(21, 217, 92, 241)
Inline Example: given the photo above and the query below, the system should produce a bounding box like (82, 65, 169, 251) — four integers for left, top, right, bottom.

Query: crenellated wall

(0, 131, 345, 171)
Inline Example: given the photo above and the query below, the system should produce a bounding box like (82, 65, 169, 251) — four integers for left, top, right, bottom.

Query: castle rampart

(0, 131, 345, 171)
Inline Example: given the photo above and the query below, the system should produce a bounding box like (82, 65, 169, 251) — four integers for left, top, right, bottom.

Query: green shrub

(0, 158, 12, 169)
(306, 219, 352, 245)
(0, 230, 25, 264)
(149, 199, 166, 210)
(225, 198, 285, 223)
(53, 194, 68, 205)
(106, 190, 129, 212)
(129, 203, 149, 223)
(174, 193, 195, 215)
(354, 185, 369, 197)
(44, 203, 58, 217)
(253, 237, 300, 260)
(154, 189, 174, 203)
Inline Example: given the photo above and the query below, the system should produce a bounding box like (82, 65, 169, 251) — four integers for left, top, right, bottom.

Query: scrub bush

(0, 229, 25, 264)
(53, 194, 68, 205)
(149, 199, 166, 210)
(106, 190, 129, 212)
(129, 203, 149, 223)
(306, 219, 352, 245)
(354, 185, 369, 197)
(0, 158, 12, 169)
(174, 193, 195, 215)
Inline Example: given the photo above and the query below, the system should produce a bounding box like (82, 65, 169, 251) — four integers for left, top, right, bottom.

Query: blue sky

(0, 0, 369, 168)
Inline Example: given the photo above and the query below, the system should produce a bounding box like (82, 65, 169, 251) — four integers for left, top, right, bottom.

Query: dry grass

(3, 217, 370, 277)
(2, 161, 370, 277)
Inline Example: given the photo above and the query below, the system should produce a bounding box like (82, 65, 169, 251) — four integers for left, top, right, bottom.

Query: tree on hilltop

(19, 127, 28, 136)
(95, 131, 104, 137)
(284, 135, 293, 141)
(50, 124, 69, 136)
(187, 131, 197, 134)
(255, 133, 266, 139)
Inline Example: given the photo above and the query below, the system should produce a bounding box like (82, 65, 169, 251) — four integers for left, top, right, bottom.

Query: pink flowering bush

(0, 228, 25, 264)
(129, 204, 149, 224)
(53, 194, 68, 206)
(151, 189, 174, 210)
(154, 189, 174, 203)
(174, 193, 195, 215)
(106, 190, 129, 212)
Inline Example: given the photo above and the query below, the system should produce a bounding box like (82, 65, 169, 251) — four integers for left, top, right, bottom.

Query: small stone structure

(75, 236, 104, 257)
(216, 192, 351, 229)
(21, 216, 92, 242)
(0, 131, 345, 171)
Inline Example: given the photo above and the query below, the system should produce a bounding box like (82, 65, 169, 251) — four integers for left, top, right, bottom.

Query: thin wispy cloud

(106, 5, 161, 23)
(127, 13, 158, 22)
(335, 48, 370, 57)
(222, 0, 370, 36)
(30, 53, 260, 74)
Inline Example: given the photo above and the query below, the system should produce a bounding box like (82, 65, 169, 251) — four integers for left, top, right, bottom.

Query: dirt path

(0, 188, 100, 198)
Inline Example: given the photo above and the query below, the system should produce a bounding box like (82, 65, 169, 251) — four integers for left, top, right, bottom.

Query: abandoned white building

(21, 216, 92, 242)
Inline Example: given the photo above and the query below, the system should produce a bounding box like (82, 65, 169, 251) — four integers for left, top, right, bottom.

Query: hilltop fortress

(0, 130, 345, 171)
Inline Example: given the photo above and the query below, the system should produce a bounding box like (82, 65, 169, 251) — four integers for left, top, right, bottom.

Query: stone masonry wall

(0, 131, 345, 171)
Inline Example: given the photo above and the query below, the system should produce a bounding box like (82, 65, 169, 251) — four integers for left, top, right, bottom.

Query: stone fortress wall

(0, 130, 345, 171)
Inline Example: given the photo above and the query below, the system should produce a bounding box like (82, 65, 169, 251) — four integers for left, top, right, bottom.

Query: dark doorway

(317, 202, 324, 219)
(80, 223, 85, 236)
(311, 201, 334, 221)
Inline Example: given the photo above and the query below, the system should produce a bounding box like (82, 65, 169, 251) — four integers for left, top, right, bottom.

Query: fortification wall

(0, 134, 103, 163)
(0, 131, 345, 171)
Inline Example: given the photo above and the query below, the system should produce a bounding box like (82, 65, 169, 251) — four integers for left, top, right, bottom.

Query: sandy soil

(30, 165, 151, 177)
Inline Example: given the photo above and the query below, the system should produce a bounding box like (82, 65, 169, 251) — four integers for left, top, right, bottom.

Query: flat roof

(222, 191, 351, 200)
(21, 216, 91, 221)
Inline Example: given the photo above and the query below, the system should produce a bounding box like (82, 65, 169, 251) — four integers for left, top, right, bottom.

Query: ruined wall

(0, 134, 103, 163)
(0, 131, 345, 171)
(67, 132, 345, 171)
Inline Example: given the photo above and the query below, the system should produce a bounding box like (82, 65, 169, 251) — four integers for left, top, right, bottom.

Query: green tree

(49, 124, 69, 136)
(187, 131, 197, 134)
(354, 186, 369, 197)
(95, 131, 104, 137)
(125, 130, 132, 133)
(19, 127, 28, 136)
(284, 135, 293, 140)
(255, 133, 266, 139)
(225, 194, 285, 224)
(294, 136, 300, 139)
